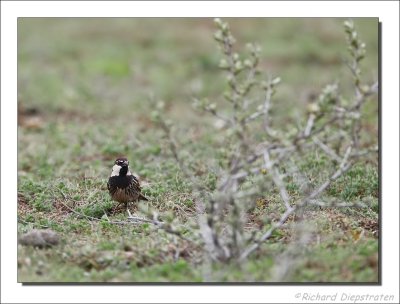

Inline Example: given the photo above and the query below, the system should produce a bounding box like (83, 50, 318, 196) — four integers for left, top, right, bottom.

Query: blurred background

(18, 18, 378, 116)
(18, 17, 378, 176)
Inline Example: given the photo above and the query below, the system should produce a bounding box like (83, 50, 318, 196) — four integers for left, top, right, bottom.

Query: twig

(58, 199, 101, 222)
(263, 150, 291, 210)
(306, 146, 352, 201)
(313, 137, 342, 163)
(239, 206, 294, 262)
(262, 83, 273, 133)
(304, 114, 316, 137)
(126, 215, 194, 243)
(351, 146, 379, 158)
(307, 199, 367, 208)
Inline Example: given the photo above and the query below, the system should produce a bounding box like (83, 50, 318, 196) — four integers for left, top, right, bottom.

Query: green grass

(18, 18, 378, 282)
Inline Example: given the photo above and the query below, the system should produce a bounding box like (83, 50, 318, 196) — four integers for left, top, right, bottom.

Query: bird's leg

(126, 202, 133, 218)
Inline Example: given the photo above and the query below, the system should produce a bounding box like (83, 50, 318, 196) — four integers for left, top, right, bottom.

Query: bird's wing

(131, 176, 149, 201)
(130, 175, 141, 192)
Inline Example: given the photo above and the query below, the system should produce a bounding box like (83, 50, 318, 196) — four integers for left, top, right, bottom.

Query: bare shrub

(149, 19, 378, 265)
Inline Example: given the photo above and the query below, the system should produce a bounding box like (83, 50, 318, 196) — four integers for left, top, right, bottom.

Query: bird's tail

(139, 193, 149, 201)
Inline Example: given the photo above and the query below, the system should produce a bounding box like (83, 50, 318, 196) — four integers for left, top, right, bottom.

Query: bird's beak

(122, 160, 129, 167)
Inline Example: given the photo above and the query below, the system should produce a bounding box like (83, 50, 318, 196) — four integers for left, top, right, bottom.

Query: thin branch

(313, 137, 342, 163)
(307, 199, 367, 208)
(307, 146, 352, 201)
(263, 149, 291, 210)
(351, 146, 379, 158)
(57, 197, 101, 222)
(239, 206, 294, 262)
(304, 114, 316, 137)
(262, 83, 273, 133)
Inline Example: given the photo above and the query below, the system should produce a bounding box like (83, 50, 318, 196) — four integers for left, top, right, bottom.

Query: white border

(2, 1, 399, 303)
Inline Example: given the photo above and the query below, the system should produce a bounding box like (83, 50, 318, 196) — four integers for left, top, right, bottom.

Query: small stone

(18, 229, 60, 248)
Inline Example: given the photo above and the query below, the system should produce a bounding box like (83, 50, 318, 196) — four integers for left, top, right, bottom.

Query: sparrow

(107, 157, 148, 211)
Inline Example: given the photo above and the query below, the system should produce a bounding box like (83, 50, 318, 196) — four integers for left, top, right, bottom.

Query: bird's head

(115, 157, 129, 167)
(111, 157, 131, 177)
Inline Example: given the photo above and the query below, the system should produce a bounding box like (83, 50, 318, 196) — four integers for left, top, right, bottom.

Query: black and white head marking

(110, 157, 132, 177)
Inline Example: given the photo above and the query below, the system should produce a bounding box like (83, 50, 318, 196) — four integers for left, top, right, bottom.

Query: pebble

(18, 229, 60, 248)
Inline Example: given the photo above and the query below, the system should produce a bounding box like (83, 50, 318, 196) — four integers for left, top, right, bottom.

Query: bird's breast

(108, 175, 132, 188)
(111, 188, 138, 203)
(108, 175, 139, 203)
